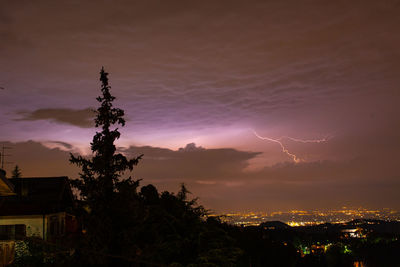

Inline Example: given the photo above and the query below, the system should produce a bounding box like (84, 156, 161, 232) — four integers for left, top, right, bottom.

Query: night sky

(1, 0, 400, 212)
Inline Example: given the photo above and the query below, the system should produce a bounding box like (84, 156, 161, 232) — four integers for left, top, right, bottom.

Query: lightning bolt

(253, 130, 330, 163)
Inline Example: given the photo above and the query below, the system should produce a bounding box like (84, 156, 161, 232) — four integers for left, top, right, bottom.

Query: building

(0, 172, 76, 265)
(0, 176, 76, 240)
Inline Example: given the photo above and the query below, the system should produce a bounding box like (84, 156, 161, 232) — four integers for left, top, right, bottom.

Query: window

(0, 225, 26, 240)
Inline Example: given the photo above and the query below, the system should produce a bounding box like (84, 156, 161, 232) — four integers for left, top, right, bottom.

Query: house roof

(0, 177, 14, 196)
(0, 177, 74, 216)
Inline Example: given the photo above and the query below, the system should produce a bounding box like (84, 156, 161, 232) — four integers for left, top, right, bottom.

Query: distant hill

(260, 221, 291, 230)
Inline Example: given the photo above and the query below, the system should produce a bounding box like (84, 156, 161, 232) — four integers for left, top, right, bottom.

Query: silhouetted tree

(11, 165, 22, 178)
(69, 67, 142, 265)
(70, 67, 142, 200)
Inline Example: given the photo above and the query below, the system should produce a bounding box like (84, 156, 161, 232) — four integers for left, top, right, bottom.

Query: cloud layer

(1, 0, 399, 211)
(16, 108, 94, 128)
(1, 0, 399, 147)
(3, 140, 399, 212)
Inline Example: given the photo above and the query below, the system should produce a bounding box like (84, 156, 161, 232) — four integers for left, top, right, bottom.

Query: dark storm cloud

(125, 143, 399, 186)
(15, 108, 95, 128)
(4, 140, 400, 211)
(121, 143, 261, 181)
(120, 140, 400, 211)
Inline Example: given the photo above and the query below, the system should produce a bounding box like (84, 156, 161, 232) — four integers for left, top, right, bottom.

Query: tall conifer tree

(70, 67, 142, 264)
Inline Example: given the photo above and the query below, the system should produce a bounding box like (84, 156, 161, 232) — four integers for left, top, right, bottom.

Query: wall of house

(0, 212, 67, 264)
(0, 215, 46, 239)
(0, 212, 67, 241)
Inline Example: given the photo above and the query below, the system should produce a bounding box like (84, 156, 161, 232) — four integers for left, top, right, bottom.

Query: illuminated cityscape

(217, 207, 400, 227)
